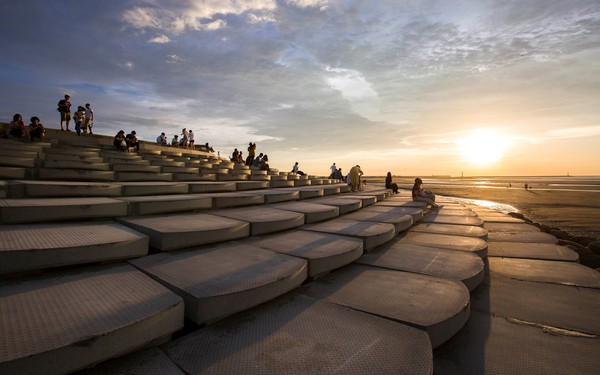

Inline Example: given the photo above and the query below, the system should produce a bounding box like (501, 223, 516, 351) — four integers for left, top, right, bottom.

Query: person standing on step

(385, 172, 399, 194)
(349, 165, 363, 192)
(84, 103, 94, 134)
(57, 94, 72, 131)
(246, 142, 256, 166)
(188, 129, 195, 149)
(179, 128, 188, 148)
(330, 163, 337, 178)
(73, 106, 85, 136)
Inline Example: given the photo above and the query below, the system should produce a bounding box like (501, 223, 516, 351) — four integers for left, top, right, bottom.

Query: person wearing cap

(412, 178, 438, 208)
(349, 165, 363, 192)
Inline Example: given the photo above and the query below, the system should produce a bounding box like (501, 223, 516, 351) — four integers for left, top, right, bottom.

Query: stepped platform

(161, 293, 433, 374)
(209, 206, 305, 235)
(307, 196, 362, 214)
(339, 210, 414, 233)
(119, 194, 213, 215)
(410, 222, 489, 239)
(130, 243, 307, 324)
(119, 213, 250, 251)
(0, 264, 184, 375)
(300, 264, 470, 348)
(420, 212, 484, 226)
(487, 242, 579, 261)
(396, 232, 488, 258)
(269, 201, 339, 223)
(302, 218, 396, 251)
(358, 242, 485, 291)
(361, 204, 425, 222)
(0, 222, 148, 275)
(248, 231, 364, 278)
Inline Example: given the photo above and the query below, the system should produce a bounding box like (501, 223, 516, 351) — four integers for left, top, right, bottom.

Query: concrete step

(307, 196, 362, 214)
(270, 201, 340, 223)
(269, 180, 294, 188)
(302, 218, 396, 251)
(478, 213, 526, 223)
(487, 231, 558, 244)
(360, 205, 425, 222)
(0, 197, 128, 224)
(373, 198, 428, 209)
(118, 213, 250, 251)
(119, 182, 189, 196)
(116, 172, 173, 182)
(411, 223, 489, 239)
(235, 181, 269, 190)
(420, 212, 484, 226)
(484, 222, 540, 232)
(0, 264, 184, 375)
(173, 173, 216, 181)
(293, 179, 312, 186)
(358, 242, 485, 291)
(340, 210, 413, 235)
(130, 243, 307, 324)
(45, 153, 105, 163)
(44, 147, 101, 157)
(299, 264, 470, 348)
(293, 187, 324, 199)
(187, 181, 236, 193)
(487, 242, 579, 262)
(206, 192, 265, 208)
(336, 194, 378, 206)
(216, 173, 248, 181)
(240, 189, 300, 204)
(43, 160, 111, 170)
(5, 181, 119, 198)
(113, 164, 162, 173)
(161, 166, 199, 174)
(119, 194, 212, 215)
(74, 347, 184, 375)
(209, 206, 305, 236)
(39, 168, 116, 181)
(0, 221, 149, 275)
(249, 231, 363, 278)
(0, 167, 27, 179)
(161, 293, 433, 374)
(0, 155, 36, 168)
(488, 257, 600, 289)
(397, 232, 488, 258)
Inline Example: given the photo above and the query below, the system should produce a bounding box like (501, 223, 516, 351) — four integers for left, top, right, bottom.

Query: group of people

(113, 130, 140, 152)
(57, 94, 94, 135)
(7, 113, 45, 142)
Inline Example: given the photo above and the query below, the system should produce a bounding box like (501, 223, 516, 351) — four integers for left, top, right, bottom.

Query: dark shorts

(61, 112, 71, 121)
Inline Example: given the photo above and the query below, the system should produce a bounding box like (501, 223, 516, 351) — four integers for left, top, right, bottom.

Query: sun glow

(458, 129, 510, 165)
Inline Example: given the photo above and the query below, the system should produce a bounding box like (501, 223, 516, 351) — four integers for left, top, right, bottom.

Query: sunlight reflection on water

(448, 197, 518, 214)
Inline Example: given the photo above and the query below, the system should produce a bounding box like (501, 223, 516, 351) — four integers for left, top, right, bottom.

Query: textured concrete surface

(0, 264, 184, 375)
(210, 206, 305, 235)
(339, 210, 414, 234)
(358, 242, 485, 291)
(397, 232, 488, 258)
(130, 243, 307, 324)
(270, 201, 339, 223)
(420, 213, 484, 226)
(162, 293, 433, 375)
(410, 223, 488, 239)
(249, 230, 363, 278)
(302, 218, 396, 251)
(487, 242, 579, 262)
(307, 196, 362, 214)
(300, 264, 470, 348)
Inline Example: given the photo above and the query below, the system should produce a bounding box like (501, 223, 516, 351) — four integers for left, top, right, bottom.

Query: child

(73, 106, 85, 136)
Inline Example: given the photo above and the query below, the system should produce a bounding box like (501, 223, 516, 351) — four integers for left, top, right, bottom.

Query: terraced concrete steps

(248, 230, 364, 278)
(302, 219, 396, 251)
(0, 264, 184, 375)
(358, 242, 485, 291)
(269, 201, 339, 223)
(299, 264, 470, 348)
(411, 222, 489, 239)
(210, 206, 305, 235)
(0, 222, 148, 275)
(487, 242, 579, 261)
(307, 196, 362, 214)
(130, 243, 307, 324)
(396, 232, 488, 258)
(340, 209, 414, 233)
(161, 293, 433, 374)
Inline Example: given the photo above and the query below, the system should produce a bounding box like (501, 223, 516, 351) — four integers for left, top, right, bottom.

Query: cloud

(148, 35, 171, 44)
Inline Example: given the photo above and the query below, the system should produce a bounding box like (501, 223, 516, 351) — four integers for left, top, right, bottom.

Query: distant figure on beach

(9, 113, 28, 140)
(508, 183, 512, 188)
(114, 130, 127, 151)
(171, 135, 178, 146)
(84, 103, 94, 134)
(385, 172, 399, 194)
(292, 162, 305, 176)
(349, 165, 363, 192)
(28, 116, 45, 142)
(412, 178, 438, 208)
(156, 132, 168, 145)
(524, 183, 529, 190)
(188, 129, 195, 149)
(330, 163, 337, 178)
(246, 142, 256, 166)
(74, 106, 85, 136)
(333, 168, 343, 180)
(57, 94, 72, 131)
(126, 131, 139, 152)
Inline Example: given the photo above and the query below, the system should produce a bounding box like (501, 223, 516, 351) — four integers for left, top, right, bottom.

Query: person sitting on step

(9, 113, 28, 140)
(292, 162, 305, 176)
(126, 130, 140, 152)
(28, 116, 45, 142)
(412, 177, 438, 208)
(385, 172, 399, 194)
(114, 130, 127, 151)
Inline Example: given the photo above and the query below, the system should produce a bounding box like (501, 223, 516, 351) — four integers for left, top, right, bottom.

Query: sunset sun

(458, 129, 510, 166)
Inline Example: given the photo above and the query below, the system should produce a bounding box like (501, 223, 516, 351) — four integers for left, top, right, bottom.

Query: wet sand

(372, 178, 600, 239)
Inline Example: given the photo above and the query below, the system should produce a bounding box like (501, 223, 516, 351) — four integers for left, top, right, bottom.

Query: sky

(1, 0, 600, 177)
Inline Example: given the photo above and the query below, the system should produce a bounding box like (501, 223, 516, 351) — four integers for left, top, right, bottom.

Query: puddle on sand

(448, 198, 518, 214)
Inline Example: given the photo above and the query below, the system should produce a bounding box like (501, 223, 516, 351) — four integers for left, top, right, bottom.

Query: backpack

(57, 100, 66, 112)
